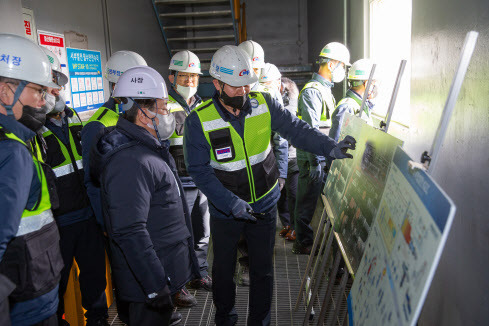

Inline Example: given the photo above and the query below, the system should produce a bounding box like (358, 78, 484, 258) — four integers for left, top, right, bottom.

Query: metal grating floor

(108, 225, 350, 326)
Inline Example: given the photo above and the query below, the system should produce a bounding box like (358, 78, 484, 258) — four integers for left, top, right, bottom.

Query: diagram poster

(324, 114, 402, 272)
(66, 48, 104, 112)
(38, 30, 71, 106)
(347, 147, 456, 326)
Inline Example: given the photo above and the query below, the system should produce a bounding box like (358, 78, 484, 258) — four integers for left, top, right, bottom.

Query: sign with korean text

(66, 48, 104, 112)
(22, 7, 37, 42)
(38, 30, 71, 106)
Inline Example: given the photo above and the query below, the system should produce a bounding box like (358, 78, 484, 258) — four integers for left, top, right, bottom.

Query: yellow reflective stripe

(246, 104, 268, 118)
(248, 144, 271, 165)
(169, 137, 184, 146)
(210, 159, 247, 171)
(16, 209, 54, 237)
(52, 159, 83, 177)
(202, 118, 229, 132)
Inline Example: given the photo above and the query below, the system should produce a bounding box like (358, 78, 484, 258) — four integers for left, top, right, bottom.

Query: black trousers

(277, 169, 299, 228)
(211, 206, 277, 326)
(118, 301, 172, 326)
(57, 218, 108, 322)
(32, 314, 58, 326)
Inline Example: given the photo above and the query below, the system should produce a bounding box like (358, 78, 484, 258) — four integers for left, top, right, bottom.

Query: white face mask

(51, 94, 66, 113)
(43, 92, 56, 114)
(176, 84, 197, 100)
(147, 111, 176, 141)
(331, 64, 346, 83)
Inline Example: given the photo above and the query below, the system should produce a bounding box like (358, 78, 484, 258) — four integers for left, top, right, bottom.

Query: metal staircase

(152, 0, 241, 72)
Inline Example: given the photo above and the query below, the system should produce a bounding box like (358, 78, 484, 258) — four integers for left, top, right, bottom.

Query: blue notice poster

(66, 48, 105, 112)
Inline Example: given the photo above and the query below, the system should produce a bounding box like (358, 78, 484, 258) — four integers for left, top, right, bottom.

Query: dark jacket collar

(0, 113, 35, 142)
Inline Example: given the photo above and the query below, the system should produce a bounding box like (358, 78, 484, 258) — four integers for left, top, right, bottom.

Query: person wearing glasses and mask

(167, 51, 212, 302)
(90, 66, 200, 326)
(183, 45, 356, 326)
(0, 33, 64, 326)
(39, 48, 109, 326)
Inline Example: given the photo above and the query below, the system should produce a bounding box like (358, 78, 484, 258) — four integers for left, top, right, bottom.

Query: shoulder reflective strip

(39, 126, 49, 134)
(210, 159, 246, 171)
(246, 104, 268, 119)
(52, 159, 83, 177)
(170, 137, 184, 146)
(202, 118, 229, 132)
(248, 144, 271, 166)
(16, 209, 54, 237)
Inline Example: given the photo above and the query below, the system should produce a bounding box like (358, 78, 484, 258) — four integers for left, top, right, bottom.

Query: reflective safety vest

(335, 95, 374, 126)
(0, 125, 62, 302)
(168, 95, 202, 176)
(40, 108, 90, 216)
(86, 102, 120, 128)
(195, 92, 279, 203)
(298, 81, 335, 127)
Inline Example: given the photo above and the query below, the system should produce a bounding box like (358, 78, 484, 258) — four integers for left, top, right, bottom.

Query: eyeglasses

(177, 74, 199, 82)
(7, 82, 47, 99)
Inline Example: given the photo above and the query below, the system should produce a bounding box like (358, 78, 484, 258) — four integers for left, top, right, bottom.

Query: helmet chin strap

(2, 80, 28, 117)
(132, 98, 164, 143)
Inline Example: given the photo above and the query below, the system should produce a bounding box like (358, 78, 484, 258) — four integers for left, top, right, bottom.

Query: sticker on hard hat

(0, 54, 22, 66)
(219, 67, 233, 75)
(108, 69, 123, 76)
(250, 98, 259, 108)
(215, 147, 232, 160)
(131, 77, 144, 83)
(253, 57, 260, 61)
(239, 69, 250, 76)
(189, 62, 195, 67)
(173, 60, 183, 66)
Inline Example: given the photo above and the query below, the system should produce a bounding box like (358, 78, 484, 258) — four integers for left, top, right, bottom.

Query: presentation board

(66, 48, 105, 112)
(347, 146, 456, 326)
(324, 114, 402, 273)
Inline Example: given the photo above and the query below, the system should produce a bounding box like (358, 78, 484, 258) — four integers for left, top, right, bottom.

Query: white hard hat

(259, 63, 281, 83)
(113, 65, 168, 99)
(105, 50, 147, 83)
(348, 59, 374, 80)
(318, 42, 351, 66)
(209, 45, 257, 87)
(0, 34, 58, 88)
(42, 47, 68, 87)
(169, 50, 202, 74)
(238, 40, 265, 69)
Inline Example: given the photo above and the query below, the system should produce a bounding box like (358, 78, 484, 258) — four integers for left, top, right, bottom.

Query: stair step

(159, 10, 231, 18)
(168, 34, 235, 42)
(155, 0, 228, 5)
(164, 22, 234, 30)
(171, 47, 220, 53)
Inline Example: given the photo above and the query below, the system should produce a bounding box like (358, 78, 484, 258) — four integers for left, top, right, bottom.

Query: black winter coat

(90, 118, 200, 302)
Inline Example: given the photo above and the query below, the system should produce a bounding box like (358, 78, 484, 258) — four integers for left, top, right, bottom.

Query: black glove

(329, 135, 357, 159)
(145, 284, 174, 311)
(231, 199, 256, 222)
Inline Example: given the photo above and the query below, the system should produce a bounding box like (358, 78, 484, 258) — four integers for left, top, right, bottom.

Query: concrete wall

(409, 0, 489, 324)
(19, 0, 171, 102)
(246, 0, 308, 66)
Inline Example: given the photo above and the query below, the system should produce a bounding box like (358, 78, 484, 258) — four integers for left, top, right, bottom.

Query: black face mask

(18, 105, 47, 132)
(220, 87, 247, 110)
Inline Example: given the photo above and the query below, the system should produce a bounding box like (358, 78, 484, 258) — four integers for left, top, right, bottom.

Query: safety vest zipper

(241, 137, 256, 203)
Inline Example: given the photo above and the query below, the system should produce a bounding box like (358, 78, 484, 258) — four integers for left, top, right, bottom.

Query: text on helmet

(173, 59, 183, 66)
(108, 69, 123, 76)
(219, 66, 233, 75)
(0, 54, 22, 66)
(131, 77, 144, 83)
(239, 69, 250, 76)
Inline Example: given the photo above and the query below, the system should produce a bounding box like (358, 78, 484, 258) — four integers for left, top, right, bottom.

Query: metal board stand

(425, 31, 479, 174)
(358, 64, 377, 119)
(381, 60, 407, 133)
